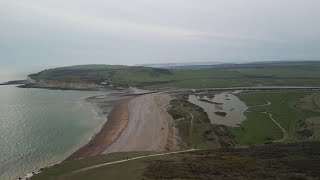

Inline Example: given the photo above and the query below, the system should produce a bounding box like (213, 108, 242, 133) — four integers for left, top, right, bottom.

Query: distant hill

(139, 60, 320, 69)
(27, 61, 320, 89)
(136, 62, 223, 69)
(28, 65, 173, 87)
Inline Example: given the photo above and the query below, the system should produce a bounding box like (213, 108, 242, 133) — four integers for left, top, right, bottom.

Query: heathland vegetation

(32, 141, 320, 180)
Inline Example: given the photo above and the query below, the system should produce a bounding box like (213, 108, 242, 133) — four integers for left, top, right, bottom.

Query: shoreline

(65, 97, 132, 161)
(60, 91, 178, 160)
(0, 79, 126, 91)
(17, 83, 117, 91)
(19, 91, 131, 180)
(22, 89, 176, 179)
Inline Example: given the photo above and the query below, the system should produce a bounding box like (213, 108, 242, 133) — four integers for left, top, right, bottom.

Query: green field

(28, 62, 320, 89)
(229, 91, 320, 145)
(229, 112, 283, 145)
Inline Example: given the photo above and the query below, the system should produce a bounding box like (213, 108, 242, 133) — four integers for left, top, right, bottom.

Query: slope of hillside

(23, 61, 320, 90)
(31, 141, 320, 180)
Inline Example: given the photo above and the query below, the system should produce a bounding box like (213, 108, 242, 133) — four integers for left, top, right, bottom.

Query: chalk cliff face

(26, 76, 36, 83)
(33, 79, 103, 90)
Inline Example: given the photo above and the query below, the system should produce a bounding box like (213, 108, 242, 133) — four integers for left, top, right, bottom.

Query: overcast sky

(1, 0, 320, 74)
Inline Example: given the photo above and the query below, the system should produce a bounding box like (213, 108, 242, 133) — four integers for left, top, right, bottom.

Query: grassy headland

(26, 61, 320, 89)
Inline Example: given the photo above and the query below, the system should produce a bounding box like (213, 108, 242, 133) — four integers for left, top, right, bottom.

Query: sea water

(0, 85, 105, 179)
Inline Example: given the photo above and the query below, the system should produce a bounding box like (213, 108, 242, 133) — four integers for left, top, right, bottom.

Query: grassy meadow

(229, 91, 320, 145)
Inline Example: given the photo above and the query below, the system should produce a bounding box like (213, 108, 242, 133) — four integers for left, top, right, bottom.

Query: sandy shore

(66, 90, 178, 161)
(65, 97, 131, 161)
(105, 92, 179, 153)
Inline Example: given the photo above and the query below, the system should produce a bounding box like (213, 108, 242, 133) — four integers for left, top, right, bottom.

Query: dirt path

(248, 100, 271, 108)
(104, 92, 178, 153)
(189, 113, 194, 142)
(72, 149, 197, 174)
(248, 100, 288, 141)
(262, 112, 288, 141)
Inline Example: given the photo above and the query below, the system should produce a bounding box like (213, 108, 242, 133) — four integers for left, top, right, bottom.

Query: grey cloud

(0, 0, 319, 68)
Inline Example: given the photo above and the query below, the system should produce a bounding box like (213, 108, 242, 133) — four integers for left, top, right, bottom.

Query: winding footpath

(249, 100, 288, 141)
(189, 113, 194, 142)
(72, 149, 198, 174)
(248, 100, 271, 108)
(262, 112, 288, 141)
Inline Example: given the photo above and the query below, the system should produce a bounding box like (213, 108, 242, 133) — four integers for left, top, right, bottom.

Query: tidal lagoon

(188, 92, 248, 127)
